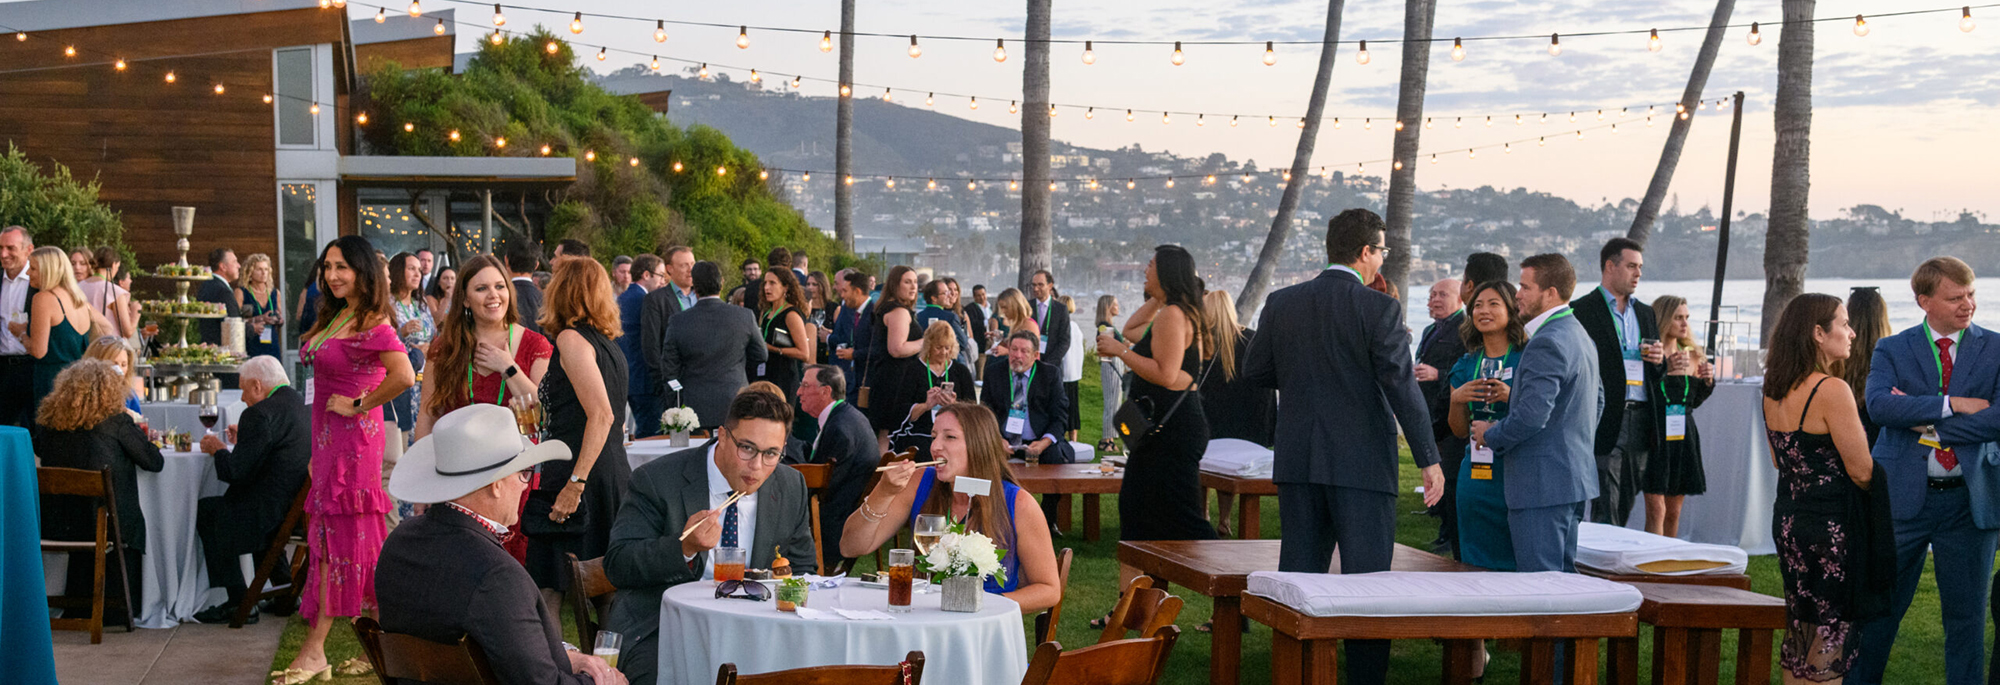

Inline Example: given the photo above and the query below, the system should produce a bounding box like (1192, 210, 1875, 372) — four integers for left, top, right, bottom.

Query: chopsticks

(876, 459, 945, 472)
(678, 490, 748, 541)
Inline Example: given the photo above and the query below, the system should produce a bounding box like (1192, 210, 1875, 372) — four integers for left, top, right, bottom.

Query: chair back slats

(1021, 626, 1182, 685)
(717, 651, 926, 685)
(1097, 576, 1183, 644)
(566, 554, 618, 640)
(1034, 548, 1075, 643)
(37, 466, 109, 498)
(353, 617, 501, 685)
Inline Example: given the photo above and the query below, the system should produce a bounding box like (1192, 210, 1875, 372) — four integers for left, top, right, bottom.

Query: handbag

(1113, 349, 1216, 452)
(521, 487, 591, 537)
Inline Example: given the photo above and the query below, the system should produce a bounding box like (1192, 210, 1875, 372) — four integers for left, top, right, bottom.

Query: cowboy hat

(390, 404, 572, 504)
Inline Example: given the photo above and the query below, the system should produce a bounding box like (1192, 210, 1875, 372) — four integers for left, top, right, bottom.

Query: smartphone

(940, 381, 955, 396)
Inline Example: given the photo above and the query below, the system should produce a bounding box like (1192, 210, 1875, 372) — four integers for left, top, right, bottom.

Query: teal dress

(1449, 348, 1521, 571)
(32, 297, 90, 410)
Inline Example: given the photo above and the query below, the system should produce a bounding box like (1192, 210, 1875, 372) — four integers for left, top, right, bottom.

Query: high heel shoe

(334, 657, 375, 676)
(268, 665, 331, 684)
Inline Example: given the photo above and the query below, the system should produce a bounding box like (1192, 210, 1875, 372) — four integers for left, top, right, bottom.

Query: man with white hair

(378, 405, 624, 685)
(193, 356, 310, 623)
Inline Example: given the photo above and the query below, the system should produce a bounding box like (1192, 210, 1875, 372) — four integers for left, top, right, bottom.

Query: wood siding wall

(355, 36, 455, 74)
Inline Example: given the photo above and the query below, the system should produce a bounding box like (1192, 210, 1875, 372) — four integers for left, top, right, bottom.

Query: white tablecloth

(1626, 382, 1777, 555)
(139, 389, 242, 436)
(627, 438, 696, 472)
(135, 450, 228, 627)
(658, 580, 1027, 685)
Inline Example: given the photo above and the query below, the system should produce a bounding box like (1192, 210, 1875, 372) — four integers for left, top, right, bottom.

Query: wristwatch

(350, 397, 363, 410)
(503, 365, 519, 379)
(568, 474, 587, 487)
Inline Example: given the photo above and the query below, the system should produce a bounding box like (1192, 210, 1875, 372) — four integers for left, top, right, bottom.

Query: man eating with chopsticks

(602, 390, 819, 685)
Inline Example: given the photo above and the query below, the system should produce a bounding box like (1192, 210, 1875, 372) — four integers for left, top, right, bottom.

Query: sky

(427, 0, 1993, 220)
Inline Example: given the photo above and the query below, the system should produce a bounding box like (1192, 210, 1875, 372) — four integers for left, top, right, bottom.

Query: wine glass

(198, 404, 221, 437)
(1476, 358, 1503, 415)
(913, 514, 948, 592)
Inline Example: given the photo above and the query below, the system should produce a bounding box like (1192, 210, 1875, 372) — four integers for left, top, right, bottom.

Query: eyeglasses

(1369, 244, 1393, 256)
(731, 438, 785, 466)
(715, 580, 769, 601)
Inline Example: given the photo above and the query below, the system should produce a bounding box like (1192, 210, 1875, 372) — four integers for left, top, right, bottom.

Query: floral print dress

(301, 322, 405, 623)
(1767, 377, 1859, 681)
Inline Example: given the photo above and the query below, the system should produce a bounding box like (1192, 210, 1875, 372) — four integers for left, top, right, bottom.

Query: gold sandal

(268, 665, 330, 684)
(333, 657, 375, 676)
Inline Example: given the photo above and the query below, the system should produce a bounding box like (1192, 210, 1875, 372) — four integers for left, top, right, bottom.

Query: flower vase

(941, 576, 983, 613)
(671, 431, 690, 447)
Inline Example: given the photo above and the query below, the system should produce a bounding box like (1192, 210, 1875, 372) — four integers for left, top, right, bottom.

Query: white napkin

(833, 608, 896, 621)
(791, 607, 845, 621)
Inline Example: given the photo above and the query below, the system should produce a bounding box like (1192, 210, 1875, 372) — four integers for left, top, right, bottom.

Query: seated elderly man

(193, 356, 310, 624)
(379, 405, 625, 685)
(604, 390, 818, 685)
(788, 363, 879, 573)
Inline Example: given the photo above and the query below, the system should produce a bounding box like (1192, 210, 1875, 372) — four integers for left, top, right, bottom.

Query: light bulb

(968, 181, 977, 190)
(213, 83, 225, 94)
(545, 41, 558, 54)
(791, 76, 801, 89)
(434, 19, 446, 35)
(1008, 100, 1018, 114)
(1504, 143, 1512, 154)
(1171, 41, 1184, 65)
(1962, 7, 1977, 32)
(655, 21, 668, 43)
(927, 178, 936, 189)
(540, 144, 552, 155)
(1232, 115, 1240, 127)
(584, 150, 595, 161)
(671, 161, 682, 172)
(820, 31, 833, 52)
(1297, 118, 1306, 129)
(698, 63, 709, 79)
(64, 45, 75, 57)
(1422, 118, 1430, 130)
(492, 32, 505, 46)
(1205, 175, 1216, 184)
(447, 129, 460, 141)
(1271, 116, 1279, 127)
(1082, 41, 1096, 65)
(759, 170, 769, 180)
(375, 8, 386, 23)
(1576, 130, 1585, 140)
(1450, 37, 1465, 62)
(1549, 33, 1561, 56)
(1611, 124, 1619, 134)
(403, 122, 414, 132)
(650, 56, 660, 71)
(1596, 109, 1604, 121)
(14, 33, 23, 42)
(1538, 137, 1546, 146)
(1085, 107, 1093, 119)
(1007, 180, 1016, 190)
(114, 58, 126, 71)
(969, 96, 977, 109)
(1165, 179, 1174, 188)
(1853, 15, 1869, 37)
(1161, 112, 1170, 124)
(1468, 149, 1476, 159)
(1393, 160, 1403, 171)
(839, 84, 850, 97)
(1197, 114, 1205, 126)
(1126, 109, 1134, 122)
(1515, 114, 1523, 125)
(1540, 113, 1548, 123)
(569, 12, 583, 34)
(802, 172, 810, 181)
(927, 93, 935, 107)
(1747, 22, 1762, 45)
(993, 39, 1007, 62)
(1485, 116, 1493, 127)
(1454, 117, 1463, 128)
(408, 1, 421, 17)
(1356, 40, 1369, 65)
(1648, 28, 1662, 52)
(595, 47, 605, 60)
(165, 71, 177, 83)
(495, 137, 506, 148)
(1568, 112, 1576, 123)
(1679, 111, 1689, 120)
(492, 4, 505, 26)
(1364, 118, 1373, 130)
(884, 88, 894, 102)
(749, 69, 762, 83)
(1262, 41, 1277, 66)
(717, 166, 728, 176)
(908, 35, 922, 58)
(1647, 116, 1655, 127)
(1127, 180, 1136, 189)
(737, 26, 750, 49)
(1430, 154, 1437, 165)
(1331, 117, 1339, 129)
(1048, 103, 1057, 117)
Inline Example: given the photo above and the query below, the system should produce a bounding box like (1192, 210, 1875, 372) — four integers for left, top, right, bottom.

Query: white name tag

(1470, 444, 1494, 465)
(1665, 408, 1688, 441)
(259, 327, 273, 345)
(1005, 410, 1027, 437)
(755, 363, 767, 377)
(1038, 338, 1048, 354)
(1623, 358, 1645, 386)
(1500, 368, 1514, 381)
(955, 476, 993, 498)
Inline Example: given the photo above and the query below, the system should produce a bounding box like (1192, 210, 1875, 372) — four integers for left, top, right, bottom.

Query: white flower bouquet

(918, 524, 1009, 586)
(661, 406, 700, 435)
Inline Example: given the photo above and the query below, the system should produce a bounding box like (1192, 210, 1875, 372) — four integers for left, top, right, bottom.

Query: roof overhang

(338, 155, 577, 190)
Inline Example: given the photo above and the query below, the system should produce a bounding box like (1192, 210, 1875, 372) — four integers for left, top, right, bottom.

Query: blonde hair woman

(236, 253, 286, 361)
(1640, 294, 1716, 537)
(990, 288, 1039, 357)
(80, 246, 136, 341)
(887, 321, 975, 458)
(28, 246, 108, 412)
(83, 335, 145, 414)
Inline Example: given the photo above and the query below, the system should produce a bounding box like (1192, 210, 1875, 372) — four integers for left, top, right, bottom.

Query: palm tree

(1018, 0, 1053, 289)
(1235, 0, 1350, 320)
(1627, 0, 1737, 245)
(833, 0, 856, 250)
(1379, 0, 1438, 304)
(1763, 0, 1814, 338)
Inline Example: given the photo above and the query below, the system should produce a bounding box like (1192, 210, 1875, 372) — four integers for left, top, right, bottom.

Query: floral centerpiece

(661, 406, 699, 446)
(918, 522, 1008, 612)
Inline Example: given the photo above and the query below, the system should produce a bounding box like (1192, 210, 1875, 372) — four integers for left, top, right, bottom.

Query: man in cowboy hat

(378, 404, 626, 685)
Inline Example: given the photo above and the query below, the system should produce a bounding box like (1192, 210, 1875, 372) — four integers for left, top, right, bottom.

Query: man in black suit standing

(791, 364, 878, 572)
(1027, 270, 1070, 363)
(1243, 208, 1444, 685)
(641, 247, 697, 412)
(660, 261, 767, 430)
(506, 242, 545, 335)
(193, 356, 310, 623)
(1569, 238, 1663, 526)
(981, 330, 1074, 464)
(196, 247, 243, 345)
(0, 226, 36, 428)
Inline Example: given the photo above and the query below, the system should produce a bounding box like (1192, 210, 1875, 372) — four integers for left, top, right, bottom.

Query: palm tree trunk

(833, 0, 857, 250)
(1018, 0, 1052, 290)
(1762, 0, 1814, 340)
(1627, 0, 1737, 245)
(1379, 0, 1437, 304)
(1235, 0, 1349, 320)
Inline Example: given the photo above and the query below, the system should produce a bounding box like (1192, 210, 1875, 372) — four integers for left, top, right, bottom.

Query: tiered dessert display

(137, 207, 240, 406)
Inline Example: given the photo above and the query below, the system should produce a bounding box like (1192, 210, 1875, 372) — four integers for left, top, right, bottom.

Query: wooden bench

(1608, 582, 1786, 685)
(1580, 567, 1753, 591)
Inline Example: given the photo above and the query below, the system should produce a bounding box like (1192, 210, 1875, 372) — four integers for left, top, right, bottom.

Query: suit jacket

(793, 401, 879, 563)
(1568, 288, 1659, 456)
(827, 301, 866, 402)
(376, 507, 591, 685)
(964, 302, 991, 353)
(36, 413, 164, 552)
(1242, 269, 1440, 493)
(617, 284, 655, 398)
(980, 358, 1076, 463)
(1417, 310, 1469, 445)
(1031, 297, 1071, 364)
(1866, 323, 2000, 526)
(659, 298, 766, 428)
(210, 386, 311, 551)
(639, 283, 693, 397)
(603, 444, 817, 680)
(512, 277, 545, 335)
(196, 275, 242, 344)
(1483, 311, 1603, 510)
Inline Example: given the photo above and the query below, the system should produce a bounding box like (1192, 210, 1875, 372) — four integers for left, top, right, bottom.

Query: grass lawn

(275, 357, 1983, 683)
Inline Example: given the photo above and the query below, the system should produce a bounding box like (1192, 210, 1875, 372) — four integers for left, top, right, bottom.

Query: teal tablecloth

(0, 426, 58, 683)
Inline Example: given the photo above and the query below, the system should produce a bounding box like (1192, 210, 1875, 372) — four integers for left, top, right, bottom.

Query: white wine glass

(913, 514, 948, 593)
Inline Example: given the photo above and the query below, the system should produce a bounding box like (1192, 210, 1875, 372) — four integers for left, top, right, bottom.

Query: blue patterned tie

(720, 501, 740, 549)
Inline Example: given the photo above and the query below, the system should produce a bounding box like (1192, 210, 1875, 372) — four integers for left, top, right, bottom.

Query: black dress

(757, 306, 804, 401)
(1767, 378, 1865, 681)
(864, 303, 923, 432)
(1198, 328, 1277, 447)
(1642, 373, 1713, 496)
(37, 413, 164, 611)
(529, 323, 631, 591)
(1118, 328, 1219, 542)
(886, 360, 977, 459)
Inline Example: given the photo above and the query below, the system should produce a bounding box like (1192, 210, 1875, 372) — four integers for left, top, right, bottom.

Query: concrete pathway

(53, 618, 284, 685)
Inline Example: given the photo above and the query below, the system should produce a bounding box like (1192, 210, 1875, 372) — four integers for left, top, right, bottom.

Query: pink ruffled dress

(301, 322, 404, 623)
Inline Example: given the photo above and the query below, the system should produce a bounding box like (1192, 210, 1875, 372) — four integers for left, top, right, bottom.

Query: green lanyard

(1922, 322, 1951, 390)
(1600, 287, 1634, 350)
(1009, 364, 1037, 409)
(468, 325, 514, 405)
(762, 307, 789, 341)
(1658, 375, 1688, 406)
(1542, 307, 1576, 326)
(305, 309, 357, 358)
(924, 363, 941, 388)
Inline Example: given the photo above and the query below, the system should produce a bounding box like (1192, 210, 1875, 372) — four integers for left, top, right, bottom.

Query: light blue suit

(1482, 309, 1603, 573)
(1856, 323, 2000, 685)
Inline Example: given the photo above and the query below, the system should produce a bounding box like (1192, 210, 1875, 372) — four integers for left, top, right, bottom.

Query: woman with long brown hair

(527, 256, 630, 609)
(414, 254, 552, 438)
(843, 402, 1060, 613)
(80, 246, 136, 344)
(1641, 294, 1716, 537)
(1446, 281, 1529, 571)
(279, 235, 414, 682)
(1841, 287, 1892, 449)
(864, 265, 924, 445)
(754, 267, 814, 401)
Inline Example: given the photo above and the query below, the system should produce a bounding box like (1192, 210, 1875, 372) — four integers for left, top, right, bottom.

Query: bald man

(1415, 278, 1465, 554)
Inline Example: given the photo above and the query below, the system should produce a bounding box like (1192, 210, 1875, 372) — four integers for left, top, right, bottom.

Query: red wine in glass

(199, 406, 220, 432)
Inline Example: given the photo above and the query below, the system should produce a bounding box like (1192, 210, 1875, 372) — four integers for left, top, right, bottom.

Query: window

(279, 183, 318, 351)
(275, 48, 314, 146)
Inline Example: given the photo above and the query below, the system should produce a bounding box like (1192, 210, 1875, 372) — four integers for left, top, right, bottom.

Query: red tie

(1937, 338, 1958, 471)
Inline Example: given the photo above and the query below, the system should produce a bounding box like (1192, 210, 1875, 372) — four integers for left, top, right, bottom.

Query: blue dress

(906, 467, 1022, 594)
(1449, 348, 1522, 571)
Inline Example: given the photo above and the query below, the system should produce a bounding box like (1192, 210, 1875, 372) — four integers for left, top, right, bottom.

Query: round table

(134, 450, 227, 627)
(657, 580, 1028, 685)
(139, 388, 243, 437)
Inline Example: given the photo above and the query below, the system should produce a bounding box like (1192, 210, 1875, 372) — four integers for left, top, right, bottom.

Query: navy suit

(1242, 267, 1440, 685)
(618, 284, 661, 437)
(827, 301, 866, 403)
(1856, 323, 2000, 685)
(979, 358, 1075, 464)
(1481, 309, 1603, 573)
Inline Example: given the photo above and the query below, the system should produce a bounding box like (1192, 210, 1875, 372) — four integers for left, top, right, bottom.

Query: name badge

(1919, 426, 1943, 450)
(1469, 443, 1494, 465)
(1006, 408, 1027, 436)
(259, 327, 273, 345)
(1500, 368, 1514, 381)
(1623, 355, 1644, 386)
(1665, 405, 1688, 441)
(755, 362, 767, 377)
(1038, 335, 1048, 354)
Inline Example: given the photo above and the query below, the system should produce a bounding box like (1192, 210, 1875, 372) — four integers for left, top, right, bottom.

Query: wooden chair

(39, 466, 136, 644)
(1021, 625, 1182, 685)
(1034, 548, 1075, 643)
(233, 478, 312, 628)
(352, 616, 501, 685)
(1097, 576, 1182, 644)
(565, 553, 618, 641)
(792, 462, 831, 573)
(715, 650, 924, 685)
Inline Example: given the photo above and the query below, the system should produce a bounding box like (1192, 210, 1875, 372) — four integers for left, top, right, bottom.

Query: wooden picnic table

(1199, 471, 1278, 538)
(1009, 461, 1122, 541)
(1117, 540, 1478, 685)
(1243, 592, 1635, 685)
(1609, 582, 1786, 685)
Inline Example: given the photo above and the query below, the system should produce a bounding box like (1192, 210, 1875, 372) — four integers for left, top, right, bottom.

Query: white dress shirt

(1524, 305, 1572, 338)
(693, 442, 758, 579)
(0, 265, 29, 355)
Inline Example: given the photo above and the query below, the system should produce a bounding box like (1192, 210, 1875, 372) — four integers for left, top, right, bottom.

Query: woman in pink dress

(273, 236, 414, 684)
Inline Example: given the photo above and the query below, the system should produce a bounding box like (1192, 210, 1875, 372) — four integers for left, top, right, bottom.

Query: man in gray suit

(1471, 253, 1602, 573)
(660, 260, 767, 430)
(1243, 208, 1444, 685)
(603, 391, 818, 685)
(640, 247, 697, 406)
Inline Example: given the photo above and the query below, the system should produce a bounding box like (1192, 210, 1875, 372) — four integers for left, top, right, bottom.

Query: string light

(375, 7, 386, 23)
(1332, 117, 1340, 129)
(64, 45, 75, 57)
(540, 144, 552, 155)
(1171, 41, 1185, 65)
(1272, 116, 1280, 128)
(791, 76, 802, 89)
(717, 166, 728, 176)
(13, 33, 23, 42)
(584, 150, 596, 161)
(569, 12, 584, 34)
(650, 56, 660, 71)
(969, 180, 978, 190)
(737, 26, 751, 49)
(1747, 22, 1762, 45)
(492, 32, 506, 46)
(1297, 117, 1306, 129)
(1539, 136, 1546, 146)
(545, 40, 559, 54)
(213, 83, 225, 94)
(1549, 33, 1561, 56)
(698, 63, 710, 79)
(1008, 100, 1018, 114)
(750, 69, 761, 83)
(839, 83, 850, 97)
(114, 58, 126, 71)
(908, 35, 922, 58)
(1364, 118, 1373, 130)
(404, 122, 414, 132)
(1393, 160, 1403, 170)
(495, 137, 506, 148)
(1081, 41, 1096, 65)
(1963, 6, 1977, 32)
(1126, 109, 1134, 122)
(1197, 114, 1205, 126)
(1084, 106, 1092, 118)
(968, 96, 976, 109)
(1355, 40, 1369, 65)
(820, 31, 833, 52)
(1853, 14, 1870, 36)
(1161, 112, 1171, 124)
(1048, 103, 1057, 117)
(655, 20, 668, 42)
(1485, 116, 1494, 127)
(1450, 37, 1465, 62)
(491, 4, 505, 26)
(1455, 117, 1463, 128)
(434, 18, 447, 35)
(1648, 28, 1662, 52)
(1262, 41, 1277, 66)
(164, 71, 176, 83)
(993, 39, 1007, 62)
(408, 1, 421, 17)
(1164, 179, 1175, 188)
(448, 129, 460, 141)
(1422, 118, 1431, 130)
(1127, 180, 1137, 189)
(926, 178, 936, 189)
(670, 160, 681, 171)
(595, 46, 606, 60)
(884, 87, 894, 102)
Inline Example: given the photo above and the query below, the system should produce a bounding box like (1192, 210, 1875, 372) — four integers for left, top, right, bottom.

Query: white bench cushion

(1576, 523, 1749, 576)
(1247, 571, 1643, 618)
(1199, 438, 1274, 477)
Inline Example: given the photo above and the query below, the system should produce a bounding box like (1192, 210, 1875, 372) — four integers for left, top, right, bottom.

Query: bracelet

(859, 498, 889, 521)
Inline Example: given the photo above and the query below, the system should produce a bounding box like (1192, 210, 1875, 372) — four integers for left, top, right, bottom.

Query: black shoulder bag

(1112, 343, 1217, 453)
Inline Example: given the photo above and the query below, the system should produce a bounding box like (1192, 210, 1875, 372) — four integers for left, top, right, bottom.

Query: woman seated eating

(841, 402, 1060, 613)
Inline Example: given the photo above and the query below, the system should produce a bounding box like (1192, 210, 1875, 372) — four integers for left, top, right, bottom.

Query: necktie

(1014, 373, 1029, 409)
(1937, 338, 1958, 471)
(721, 501, 740, 549)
